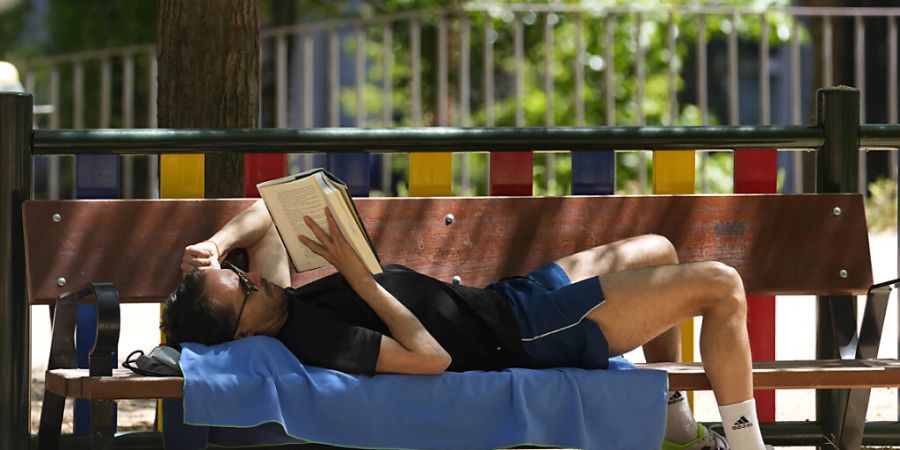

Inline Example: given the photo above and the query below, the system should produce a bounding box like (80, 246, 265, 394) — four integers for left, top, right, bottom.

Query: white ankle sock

(665, 391, 699, 443)
(718, 399, 766, 450)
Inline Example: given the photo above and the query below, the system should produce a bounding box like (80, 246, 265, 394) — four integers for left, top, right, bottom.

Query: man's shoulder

(381, 263, 415, 273)
(377, 264, 440, 281)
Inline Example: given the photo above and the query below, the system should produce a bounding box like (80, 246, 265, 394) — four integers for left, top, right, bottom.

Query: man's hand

(299, 207, 370, 282)
(301, 208, 451, 374)
(181, 240, 222, 275)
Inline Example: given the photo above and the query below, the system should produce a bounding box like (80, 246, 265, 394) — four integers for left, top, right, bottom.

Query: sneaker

(661, 424, 729, 450)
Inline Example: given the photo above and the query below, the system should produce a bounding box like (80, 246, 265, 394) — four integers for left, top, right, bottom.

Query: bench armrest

(47, 283, 120, 377)
(852, 278, 900, 360)
(870, 278, 900, 293)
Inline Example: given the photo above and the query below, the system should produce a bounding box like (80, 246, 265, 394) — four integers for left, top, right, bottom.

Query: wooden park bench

(26, 193, 900, 450)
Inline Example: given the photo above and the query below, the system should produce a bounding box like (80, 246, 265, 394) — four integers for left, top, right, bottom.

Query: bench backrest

(23, 194, 872, 304)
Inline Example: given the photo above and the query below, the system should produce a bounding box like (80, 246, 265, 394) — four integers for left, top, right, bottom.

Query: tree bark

(157, 0, 259, 198)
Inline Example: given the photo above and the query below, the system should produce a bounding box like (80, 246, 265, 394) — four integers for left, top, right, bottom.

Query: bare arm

(300, 208, 451, 375)
(180, 200, 274, 273)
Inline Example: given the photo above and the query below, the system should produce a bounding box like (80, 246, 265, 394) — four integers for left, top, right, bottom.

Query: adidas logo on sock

(731, 416, 753, 430)
(667, 391, 684, 405)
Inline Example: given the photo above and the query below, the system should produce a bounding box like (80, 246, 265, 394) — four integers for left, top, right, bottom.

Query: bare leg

(586, 262, 753, 405)
(553, 234, 681, 363)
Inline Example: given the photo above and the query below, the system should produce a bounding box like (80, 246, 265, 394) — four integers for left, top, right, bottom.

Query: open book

(257, 169, 382, 274)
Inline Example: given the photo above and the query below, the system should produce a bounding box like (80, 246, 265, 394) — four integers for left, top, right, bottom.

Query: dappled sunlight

(24, 199, 256, 304)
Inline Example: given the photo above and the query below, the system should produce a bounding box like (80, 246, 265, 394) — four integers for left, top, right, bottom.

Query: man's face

(202, 268, 288, 339)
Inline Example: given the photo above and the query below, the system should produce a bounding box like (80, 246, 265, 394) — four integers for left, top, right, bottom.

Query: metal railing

(18, 4, 900, 199)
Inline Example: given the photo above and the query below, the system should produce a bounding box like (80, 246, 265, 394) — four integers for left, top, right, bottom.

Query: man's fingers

(183, 251, 212, 263)
(185, 246, 212, 257)
(304, 215, 333, 245)
(194, 256, 213, 266)
(181, 261, 214, 274)
(325, 208, 339, 233)
(298, 234, 330, 260)
(324, 208, 351, 245)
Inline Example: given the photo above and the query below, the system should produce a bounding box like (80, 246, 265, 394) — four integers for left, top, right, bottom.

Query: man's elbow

(425, 351, 452, 375)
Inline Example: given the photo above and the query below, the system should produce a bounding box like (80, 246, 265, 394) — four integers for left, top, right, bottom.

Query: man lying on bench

(162, 199, 773, 450)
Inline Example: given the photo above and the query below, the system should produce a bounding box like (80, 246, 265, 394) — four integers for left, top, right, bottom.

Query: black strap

(121, 349, 158, 377)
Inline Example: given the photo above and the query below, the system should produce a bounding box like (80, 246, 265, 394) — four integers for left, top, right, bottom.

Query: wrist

(203, 239, 223, 258)
(346, 272, 377, 291)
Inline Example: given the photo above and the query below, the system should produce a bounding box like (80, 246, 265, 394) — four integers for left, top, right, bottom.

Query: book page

(259, 177, 330, 272)
(329, 179, 371, 243)
(259, 171, 382, 274)
(319, 179, 382, 274)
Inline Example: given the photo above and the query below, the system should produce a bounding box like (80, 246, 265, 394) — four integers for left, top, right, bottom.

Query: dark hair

(161, 268, 235, 346)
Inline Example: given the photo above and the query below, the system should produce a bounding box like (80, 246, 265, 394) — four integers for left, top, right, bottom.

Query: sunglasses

(223, 261, 259, 338)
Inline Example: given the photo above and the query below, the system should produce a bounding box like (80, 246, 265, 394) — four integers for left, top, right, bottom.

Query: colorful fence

(22, 5, 900, 202)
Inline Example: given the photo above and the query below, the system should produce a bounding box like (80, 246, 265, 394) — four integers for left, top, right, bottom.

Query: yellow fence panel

(158, 153, 204, 429)
(409, 153, 453, 196)
(160, 154, 205, 198)
(652, 150, 696, 405)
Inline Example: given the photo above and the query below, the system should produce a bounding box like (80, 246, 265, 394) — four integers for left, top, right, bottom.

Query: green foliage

(698, 152, 734, 194)
(42, 1, 155, 54)
(866, 177, 898, 232)
(339, 0, 799, 195)
(0, 1, 32, 59)
(346, 0, 796, 128)
(533, 152, 572, 196)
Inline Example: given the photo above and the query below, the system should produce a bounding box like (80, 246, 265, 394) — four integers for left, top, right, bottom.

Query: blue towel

(180, 336, 668, 450)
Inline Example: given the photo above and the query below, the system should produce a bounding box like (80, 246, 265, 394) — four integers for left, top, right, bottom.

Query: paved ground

(29, 232, 900, 448)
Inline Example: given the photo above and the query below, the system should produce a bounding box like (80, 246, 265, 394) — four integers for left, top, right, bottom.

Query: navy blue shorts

(485, 263, 609, 370)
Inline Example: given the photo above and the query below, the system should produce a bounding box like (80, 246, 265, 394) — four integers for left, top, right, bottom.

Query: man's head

(162, 264, 289, 346)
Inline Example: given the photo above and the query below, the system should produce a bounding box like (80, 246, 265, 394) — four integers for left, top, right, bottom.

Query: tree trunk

(157, 0, 259, 198)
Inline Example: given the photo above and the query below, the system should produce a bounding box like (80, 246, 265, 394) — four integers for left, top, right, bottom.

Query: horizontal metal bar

(29, 44, 154, 66)
(860, 124, 900, 146)
(860, 147, 900, 152)
(33, 126, 824, 154)
(262, 3, 900, 38)
(462, 3, 900, 17)
(261, 11, 422, 37)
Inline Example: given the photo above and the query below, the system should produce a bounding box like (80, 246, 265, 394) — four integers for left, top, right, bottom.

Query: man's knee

(640, 234, 678, 265)
(621, 234, 677, 268)
(698, 261, 746, 315)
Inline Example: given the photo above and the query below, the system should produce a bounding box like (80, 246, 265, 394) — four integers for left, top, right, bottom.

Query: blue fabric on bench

(180, 336, 668, 450)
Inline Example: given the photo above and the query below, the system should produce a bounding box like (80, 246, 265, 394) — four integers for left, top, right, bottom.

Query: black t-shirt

(275, 264, 529, 375)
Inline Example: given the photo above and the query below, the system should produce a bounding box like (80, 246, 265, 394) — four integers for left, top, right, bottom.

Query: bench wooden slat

(642, 360, 900, 391)
(45, 369, 184, 400)
(24, 194, 872, 304)
(45, 359, 899, 400)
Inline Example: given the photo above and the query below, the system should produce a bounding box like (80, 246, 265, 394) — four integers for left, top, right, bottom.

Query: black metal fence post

(0, 93, 34, 449)
(815, 86, 861, 448)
